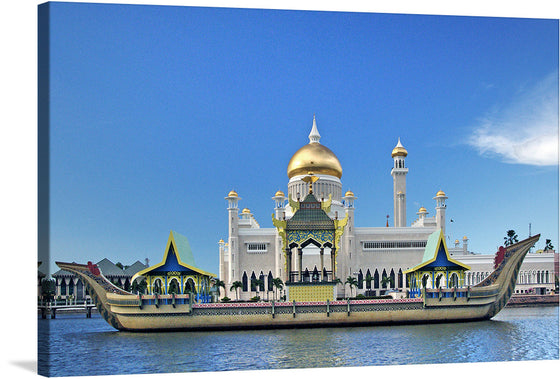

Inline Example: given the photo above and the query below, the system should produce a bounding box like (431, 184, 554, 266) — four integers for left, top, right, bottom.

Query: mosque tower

(391, 138, 408, 227)
(224, 190, 240, 284)
(434, 190, 448, 235)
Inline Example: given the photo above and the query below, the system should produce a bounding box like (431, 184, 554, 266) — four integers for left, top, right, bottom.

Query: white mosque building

(218, 117, 557, 301)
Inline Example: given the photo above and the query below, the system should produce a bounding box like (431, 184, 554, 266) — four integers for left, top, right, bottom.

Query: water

(38, 306, 559, 377)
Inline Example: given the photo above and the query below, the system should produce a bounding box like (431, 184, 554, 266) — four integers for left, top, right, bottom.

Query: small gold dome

(391, 138, 408, 158)
(274, 190, 285, 197)
(242, 208, 251, 214)
(436, 190, 446, 197)
(219, 239, 224, 243)
(287, 143, 342, 179)
(418, 206, 427, 213)
(463, 236, 468, 240)
(455, 239, 460, 244)
(227, 190, 238, 197)
(345, 190, 355, 197)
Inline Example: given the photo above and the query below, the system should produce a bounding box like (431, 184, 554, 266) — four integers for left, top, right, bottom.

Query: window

(363, 241, 427, 250)
(247, 243, 267, 253)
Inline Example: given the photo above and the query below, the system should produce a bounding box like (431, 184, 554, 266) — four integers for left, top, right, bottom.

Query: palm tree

(345, 276, 358, 298)
(214, 279, 225, 300)
(272, 278, 284, 301)
(363, 273, 373, 290)
(380, 276, 393, 295)
(251, 278, 264, 300)
(229, 281, 242, 301)
(504, 230, 519, 247)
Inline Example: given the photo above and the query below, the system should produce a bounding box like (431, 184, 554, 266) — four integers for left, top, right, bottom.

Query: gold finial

(302, 172, 319, 193)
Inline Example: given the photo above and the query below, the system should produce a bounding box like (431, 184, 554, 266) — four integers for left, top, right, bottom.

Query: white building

(219, 117, 557, 300)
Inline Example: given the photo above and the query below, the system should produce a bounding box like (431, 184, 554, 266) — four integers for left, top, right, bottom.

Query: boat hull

(105, 294, 497, 332)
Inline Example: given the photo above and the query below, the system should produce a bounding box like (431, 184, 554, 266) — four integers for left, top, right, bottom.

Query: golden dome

(227, 190, 238, 197)
(418, 206, 427, 213)
(391, 138, 408, 158)
(219, 239, 224, 243)
(274, 190, 285, 197)
(242, 208, 251, 214)
(455, 239, 459, 244)
(435, 190, 446, 197)
(287, 142, 342, 179)
(344, 190, 355, 197)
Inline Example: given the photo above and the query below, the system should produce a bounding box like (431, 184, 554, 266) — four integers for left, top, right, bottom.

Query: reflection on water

(38, 306, 559, 377)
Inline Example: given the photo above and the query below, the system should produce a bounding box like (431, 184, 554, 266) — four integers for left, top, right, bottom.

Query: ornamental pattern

(286, 230, 334, 247)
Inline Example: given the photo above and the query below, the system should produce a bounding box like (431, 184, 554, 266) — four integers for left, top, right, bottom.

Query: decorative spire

(308, 114, 321, 144)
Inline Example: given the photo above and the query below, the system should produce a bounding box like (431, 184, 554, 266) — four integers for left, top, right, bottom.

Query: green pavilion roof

(287, 193, 335, 230)
(131, 230, 216, 282)
(404, 229, 471, 274)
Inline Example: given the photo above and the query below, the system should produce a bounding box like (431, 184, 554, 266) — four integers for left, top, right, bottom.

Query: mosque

(218, 116, 469, 300)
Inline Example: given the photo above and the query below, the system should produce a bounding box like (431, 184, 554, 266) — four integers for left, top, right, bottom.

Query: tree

(168, 280, 179, 294)
(272, 278, 284, 301)
(381, 276, 393, 289)
(345, 276, 358, 298)
(214, 279, 225, 299)
(41, 278, 56, 302)
(229, 281, 242, 301)
(504, 230, 519, 247)
(544, 239, 554, 251)
(251, 278, 264, 300)
(363, 273, 373, 289)
(131, 279, 147, 294)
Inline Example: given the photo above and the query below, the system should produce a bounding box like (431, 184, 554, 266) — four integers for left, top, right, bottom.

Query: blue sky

(43, 2, 558, 275)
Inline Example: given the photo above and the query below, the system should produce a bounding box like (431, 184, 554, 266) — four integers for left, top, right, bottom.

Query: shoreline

(506, 294, 559, 307)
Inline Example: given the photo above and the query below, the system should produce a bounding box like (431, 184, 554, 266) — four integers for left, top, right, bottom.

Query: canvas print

(37, 1, 559, 377)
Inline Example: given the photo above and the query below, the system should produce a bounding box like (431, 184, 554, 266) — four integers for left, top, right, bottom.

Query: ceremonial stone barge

(56, 231, 539, 332)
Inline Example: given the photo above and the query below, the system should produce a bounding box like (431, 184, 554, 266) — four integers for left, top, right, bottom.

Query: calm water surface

(38, 306, 559, 377)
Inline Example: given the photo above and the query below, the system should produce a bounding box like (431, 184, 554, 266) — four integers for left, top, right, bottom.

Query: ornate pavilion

(405, 229, 471, 298)
(132, 230, 216, 302)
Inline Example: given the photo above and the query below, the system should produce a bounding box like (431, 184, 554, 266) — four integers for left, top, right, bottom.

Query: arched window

(312, 266, 320, 282)
(259, 272, 265, 291)
(381, 269, 388, 289)
(76, 279, 84, 300)
(250, 272, 257, 292)
(184, 278, 196, 294)
(421, 274, 430, 289)
(168, 278, 180, 294)
(449, 273, 459, 288)
(365, 269, 372, 289)
(398, 269, 403, 288)
(242, 272, 248, 292)
(60, 278, 67, 296)
(373, 269, 380, 289)
(153, 279, 163, 294)
(357, 269, 364, 289)
(268, 271, 274, 291)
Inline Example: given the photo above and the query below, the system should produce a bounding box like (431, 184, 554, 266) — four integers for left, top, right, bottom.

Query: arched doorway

(168, 278, 180, 294)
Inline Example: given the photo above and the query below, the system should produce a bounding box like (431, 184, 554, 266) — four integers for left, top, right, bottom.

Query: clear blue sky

(45, 2, 558, 275)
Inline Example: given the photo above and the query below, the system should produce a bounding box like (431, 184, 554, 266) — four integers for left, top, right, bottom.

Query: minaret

(225, 190, 240, 291)
(218, 239, 227, 284)
(272, 190, 287, 278)
(343, 190, 357, 277)
(434, 190, 448, 235)
(391, 138, 408, 227)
